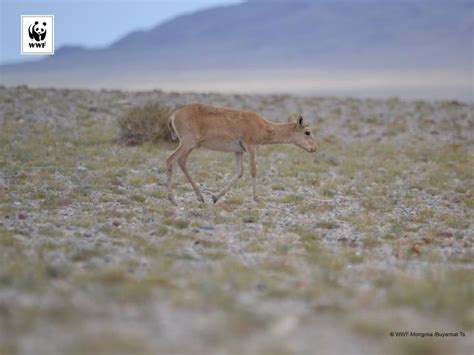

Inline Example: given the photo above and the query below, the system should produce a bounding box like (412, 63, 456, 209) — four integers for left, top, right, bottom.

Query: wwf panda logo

(28, 21, 47, 42)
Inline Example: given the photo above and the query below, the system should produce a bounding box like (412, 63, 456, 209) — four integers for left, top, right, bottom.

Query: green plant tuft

(117, 101, 172, 145)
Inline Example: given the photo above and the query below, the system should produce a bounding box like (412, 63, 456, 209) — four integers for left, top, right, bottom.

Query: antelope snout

(307, 143, 318, 153)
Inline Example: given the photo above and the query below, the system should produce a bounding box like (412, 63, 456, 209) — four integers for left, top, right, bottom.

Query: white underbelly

(200, 139, 246, 153)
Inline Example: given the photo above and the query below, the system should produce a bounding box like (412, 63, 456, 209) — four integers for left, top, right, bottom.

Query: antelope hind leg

(166, 144, 187, 205)
(178, 148, 205, 203)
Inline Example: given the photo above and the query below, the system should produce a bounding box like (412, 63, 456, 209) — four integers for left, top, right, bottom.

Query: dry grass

(117, 101, 172, 145)
(0, 86, 472, 355)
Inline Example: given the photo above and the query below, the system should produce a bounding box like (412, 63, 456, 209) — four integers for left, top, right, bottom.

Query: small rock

(199, 224, 215, 230)
(242, 216, 256, 223)
(437, 230, 453, 238)
(123, 138, 139, 147)
(17, 212, 27, 220)
(271, 316, 299, 336)
(112, 220, 120, 227)
(61, 197, 73, 206)
(46, 266, 61, 279)
(110, 178, 122, 187)
(410, 244, 421, 256)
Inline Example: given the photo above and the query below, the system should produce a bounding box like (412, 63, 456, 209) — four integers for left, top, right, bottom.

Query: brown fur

(166, 104, 317, 204)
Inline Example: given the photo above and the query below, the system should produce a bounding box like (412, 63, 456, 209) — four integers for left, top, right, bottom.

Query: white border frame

(21, 15, 55, 55)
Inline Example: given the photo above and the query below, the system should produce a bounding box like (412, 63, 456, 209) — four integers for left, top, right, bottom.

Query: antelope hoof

(253, 196, 260, 203)
(197, 194, 205, 203)
(212, 195, 218, 204)
(168, 195, 177, 206)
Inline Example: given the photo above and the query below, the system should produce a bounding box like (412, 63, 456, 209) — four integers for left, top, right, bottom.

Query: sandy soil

(0, 85, 473, 355)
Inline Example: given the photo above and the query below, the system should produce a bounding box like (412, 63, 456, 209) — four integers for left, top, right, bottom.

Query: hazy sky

(0, 0, 243, 65)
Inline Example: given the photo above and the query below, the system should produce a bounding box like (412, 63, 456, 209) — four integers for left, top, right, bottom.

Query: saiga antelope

(166, 104, 317, 205)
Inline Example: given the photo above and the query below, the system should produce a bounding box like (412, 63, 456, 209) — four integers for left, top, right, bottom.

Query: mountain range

(1, 0, 472, 98)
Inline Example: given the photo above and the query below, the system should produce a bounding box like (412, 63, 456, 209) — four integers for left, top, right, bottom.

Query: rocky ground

(0, 85, 473, 355)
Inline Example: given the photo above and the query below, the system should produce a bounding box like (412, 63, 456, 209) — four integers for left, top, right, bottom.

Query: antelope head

(288, 114, 318, 153)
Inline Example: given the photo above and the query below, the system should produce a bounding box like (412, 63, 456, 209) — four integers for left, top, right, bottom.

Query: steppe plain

(0, 86, 473, 354)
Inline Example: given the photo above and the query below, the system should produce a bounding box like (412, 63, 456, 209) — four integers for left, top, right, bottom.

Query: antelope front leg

(248, 146, 259, 202)
(212, 152, 243, 203)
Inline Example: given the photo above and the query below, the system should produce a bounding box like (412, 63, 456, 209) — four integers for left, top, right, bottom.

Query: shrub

(117, 101, 172, 145)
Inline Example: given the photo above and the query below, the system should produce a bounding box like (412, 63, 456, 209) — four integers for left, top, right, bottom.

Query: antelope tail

(168, 113, 178, 141)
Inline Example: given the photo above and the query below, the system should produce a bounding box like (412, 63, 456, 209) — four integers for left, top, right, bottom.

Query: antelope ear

(287, 113, 297, 123)
(298, 116, 304, 127)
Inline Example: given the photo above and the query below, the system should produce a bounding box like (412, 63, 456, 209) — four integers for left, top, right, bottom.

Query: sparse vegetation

(117, 101, 172, 145)
(0, 86, 472, 354)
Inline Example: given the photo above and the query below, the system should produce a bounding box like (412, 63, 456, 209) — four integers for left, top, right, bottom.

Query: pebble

(199, 224, 215, 230)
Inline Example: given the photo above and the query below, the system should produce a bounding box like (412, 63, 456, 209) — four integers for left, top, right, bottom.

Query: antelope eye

(305, 131, 311, 136)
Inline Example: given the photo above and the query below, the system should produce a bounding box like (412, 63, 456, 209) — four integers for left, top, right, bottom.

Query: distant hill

(1, 0, 472, 98)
